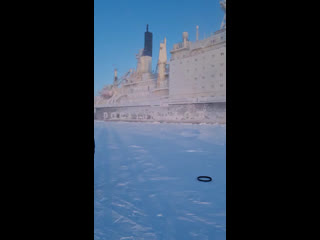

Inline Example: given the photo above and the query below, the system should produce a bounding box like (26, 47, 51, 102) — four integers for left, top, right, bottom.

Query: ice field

(94, 121, 226, 240)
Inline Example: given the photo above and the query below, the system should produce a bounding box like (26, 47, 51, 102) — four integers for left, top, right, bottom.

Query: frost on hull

(94, 2, 226, 123)
(95, 103, 226, 124)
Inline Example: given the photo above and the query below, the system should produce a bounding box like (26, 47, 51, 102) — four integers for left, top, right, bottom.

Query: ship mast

(220, 0, 226, 29)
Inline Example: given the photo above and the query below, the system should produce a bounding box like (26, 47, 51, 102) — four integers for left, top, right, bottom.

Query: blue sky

(94, 0, 224, 96)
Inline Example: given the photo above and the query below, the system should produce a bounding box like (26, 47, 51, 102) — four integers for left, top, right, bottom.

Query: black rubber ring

(197, 176, 212, 182)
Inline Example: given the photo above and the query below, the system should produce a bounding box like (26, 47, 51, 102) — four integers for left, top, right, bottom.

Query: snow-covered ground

(94, 121, 226, 240)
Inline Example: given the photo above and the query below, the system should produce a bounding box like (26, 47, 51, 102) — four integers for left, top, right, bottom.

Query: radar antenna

(220, 0, 226, 29)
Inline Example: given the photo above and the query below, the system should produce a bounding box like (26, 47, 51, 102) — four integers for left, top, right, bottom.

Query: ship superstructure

(169, 28, 226, 104)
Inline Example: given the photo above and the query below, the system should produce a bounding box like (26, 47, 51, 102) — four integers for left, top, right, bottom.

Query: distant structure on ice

(94, 0, 226, 124)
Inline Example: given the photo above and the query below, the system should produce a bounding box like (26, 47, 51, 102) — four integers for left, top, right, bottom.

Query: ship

(94, 0, 226, 124)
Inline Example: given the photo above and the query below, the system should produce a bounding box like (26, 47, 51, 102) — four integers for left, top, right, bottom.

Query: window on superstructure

(195, 58, 197, 61)
(221, 52, 224, 56)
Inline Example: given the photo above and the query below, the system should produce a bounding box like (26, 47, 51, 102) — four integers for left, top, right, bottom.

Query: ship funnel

(143, 24, 152, 57)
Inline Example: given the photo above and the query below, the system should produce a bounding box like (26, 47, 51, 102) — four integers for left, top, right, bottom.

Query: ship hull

(94, 102, 226, 124)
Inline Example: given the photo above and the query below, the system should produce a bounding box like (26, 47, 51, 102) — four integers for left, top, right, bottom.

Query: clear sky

(94, 0, 224, 96)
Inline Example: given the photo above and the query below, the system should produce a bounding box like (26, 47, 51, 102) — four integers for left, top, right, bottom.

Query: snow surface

(94, 121, 226, 240)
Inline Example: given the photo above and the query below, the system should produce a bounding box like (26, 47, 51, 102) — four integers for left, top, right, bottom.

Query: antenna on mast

(196, 25, 199, 41)
(220, 0, 226, 29)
